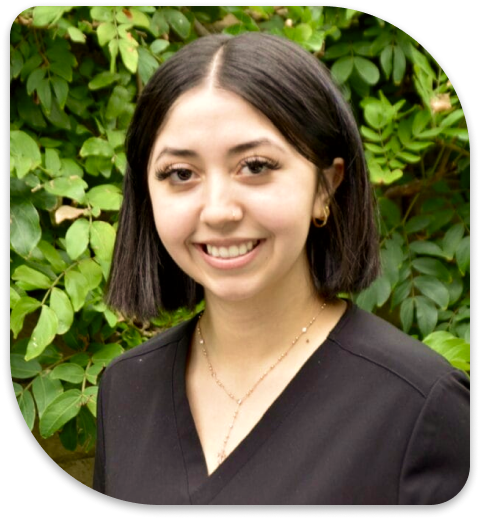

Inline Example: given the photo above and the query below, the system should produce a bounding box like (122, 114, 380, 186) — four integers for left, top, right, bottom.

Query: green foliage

(10, 7, 469, 451)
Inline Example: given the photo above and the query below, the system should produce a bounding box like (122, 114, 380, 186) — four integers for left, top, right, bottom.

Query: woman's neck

(199, 280, 325, 370)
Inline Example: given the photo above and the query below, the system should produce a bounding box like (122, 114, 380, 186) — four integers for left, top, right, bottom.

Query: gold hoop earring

(313, 206, 330, 228)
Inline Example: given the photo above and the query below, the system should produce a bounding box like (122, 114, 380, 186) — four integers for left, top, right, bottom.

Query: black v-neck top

(93, 304, 469, 505)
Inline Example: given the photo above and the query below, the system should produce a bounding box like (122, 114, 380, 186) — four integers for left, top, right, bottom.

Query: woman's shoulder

(329, 304, 464, 398)
(103, 313, 198, 375)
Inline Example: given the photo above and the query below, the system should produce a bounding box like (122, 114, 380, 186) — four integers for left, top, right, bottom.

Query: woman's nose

(199, 179, 243, 229)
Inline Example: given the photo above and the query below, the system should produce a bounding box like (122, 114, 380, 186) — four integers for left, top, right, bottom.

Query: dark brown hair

(106, 32, 380, 319)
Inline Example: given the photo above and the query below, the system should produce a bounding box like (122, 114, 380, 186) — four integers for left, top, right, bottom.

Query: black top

(93, 304, 469, 505)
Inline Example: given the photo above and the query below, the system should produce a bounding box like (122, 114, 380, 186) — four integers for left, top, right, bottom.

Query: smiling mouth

(202, 240, 261, 259)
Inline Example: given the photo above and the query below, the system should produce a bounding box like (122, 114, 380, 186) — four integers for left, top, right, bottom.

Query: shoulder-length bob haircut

(106, 32, 380, 320)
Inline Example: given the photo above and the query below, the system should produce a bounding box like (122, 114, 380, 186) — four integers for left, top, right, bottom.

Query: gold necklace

(196, 302, 327, 467)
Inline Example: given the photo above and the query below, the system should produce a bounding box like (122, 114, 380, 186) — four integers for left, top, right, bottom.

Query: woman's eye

(241, 158, 280, 176)
(155, 168, 194, 183)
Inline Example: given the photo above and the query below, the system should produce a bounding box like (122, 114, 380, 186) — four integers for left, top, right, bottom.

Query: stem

(41, 262, 79, 305)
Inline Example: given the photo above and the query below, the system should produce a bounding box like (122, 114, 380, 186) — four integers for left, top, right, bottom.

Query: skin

(147, 85, 346, 473)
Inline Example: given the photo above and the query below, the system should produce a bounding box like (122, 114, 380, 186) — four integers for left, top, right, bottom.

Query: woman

(93, 33, 469, 505)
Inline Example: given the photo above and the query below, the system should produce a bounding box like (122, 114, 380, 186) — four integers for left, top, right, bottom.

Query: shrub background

(10, 6, 470, 483)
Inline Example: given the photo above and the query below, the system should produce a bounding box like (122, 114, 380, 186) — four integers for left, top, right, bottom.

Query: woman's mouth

(204, 240, 260, 259)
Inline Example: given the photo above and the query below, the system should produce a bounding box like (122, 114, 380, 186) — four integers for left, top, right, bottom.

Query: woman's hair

(106, 32, 380, 319)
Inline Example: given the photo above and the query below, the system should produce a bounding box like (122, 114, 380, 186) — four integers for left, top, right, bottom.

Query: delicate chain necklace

(196, 302, 327, 467)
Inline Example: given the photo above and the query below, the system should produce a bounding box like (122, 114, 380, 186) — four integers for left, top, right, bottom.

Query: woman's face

(147, 86, 342, 304)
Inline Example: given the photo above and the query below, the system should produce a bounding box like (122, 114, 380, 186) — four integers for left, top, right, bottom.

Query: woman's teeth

(206, 240, 258, 259)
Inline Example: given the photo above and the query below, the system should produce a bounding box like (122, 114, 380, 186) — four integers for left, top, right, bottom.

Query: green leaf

(37, 240, 67, 272)
(13, 382, 23, 397)
(446, 274, 463, 306)
(409, 241, 445, 258)
(12, 265, 52, 291)
(59, 418, 78, 451)
(80, 137, 115, 158)
(67, 27, 86, 43)
(97, 22, 116, 47)
(65, 218, 90, 260)
(412, 110, 431, 136)
(11, 297, 42, 338)
(78, 258, 103, 291)
(360, 126, 381, 142)
(331, 56, 354, 84)
(380, 44, 393, 78)
(129, 8, 152, 28)
(442, 223, 465, 260)
(90, 221, 116, 261)
(364, 102, 392, 129)
(39, 389, 83, 438)
(51, 76, 69, 109)
(50, 288, 74, 335)
(44, 148, 61, 176)
(18, 389, 36, 430)
(10, 353, 42, 379)
(32, 373, 64, 419)
(92, 343, 124, 366)
(400, 297, 414, 333)
(355, 275, 390, 312)
(404, 141, 434, 153)
(105, 86, 130, 119)
(413, 276, 449, 309)
(10, 201, 41, 257)
(44, 176, 88, 202)
(86, 184, 122, 210)
(45, 97, 71, 129)
(37, 78, 52, 113)
(104, 308, 118, 328)
(415, 296, 438, 337)
(423, 331, 469, 369)
(108, 38, 119, 73)
(77, 407, 96, 450)
(83, 386, 99, 417)
(392, 46, 406, 84)
(455, 236, 470, 275)
(86, 364, 103, 386)
(323, 42, 350, 60)
(440, 109, 465, 128)
(10, 130, 42, 178)
(354, 56, 379, 85)
(26, 68, 46, 95)
(10, 287, 21, 309)
(412, 258, 451, 282)
(138, 47, 159, 85)
(65, 270, 89, 312)
(88, 71, 120, 90)
(397, 151, 421, 164)
(118, 38, 139, 74)
(26, 306, 59, 361)
(91, 6, 114, 22)
(51, 363, 85, 384)
(164, 8, 191, 39)
(32, 6, 71, 26)
(405, 215, 431, 234)
(392, 279, 412, 308)
(11, 48, 24, 79)
(49, 60, 73, 82)
(150, 39, 169, 54)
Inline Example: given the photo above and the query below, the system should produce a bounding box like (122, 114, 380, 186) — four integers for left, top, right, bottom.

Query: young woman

(93, 33, 469, 505)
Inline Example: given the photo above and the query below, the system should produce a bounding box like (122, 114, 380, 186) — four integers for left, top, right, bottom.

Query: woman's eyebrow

(154, 138, 286, 163)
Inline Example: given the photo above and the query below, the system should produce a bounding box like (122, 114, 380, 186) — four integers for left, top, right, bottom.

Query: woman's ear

(312, 158, 344, 219)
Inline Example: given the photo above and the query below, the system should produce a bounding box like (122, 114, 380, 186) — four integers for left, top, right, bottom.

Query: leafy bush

(10, 6, 469, 454)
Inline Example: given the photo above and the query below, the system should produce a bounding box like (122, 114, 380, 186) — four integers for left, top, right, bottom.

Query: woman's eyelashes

(154, 156, 281, 183)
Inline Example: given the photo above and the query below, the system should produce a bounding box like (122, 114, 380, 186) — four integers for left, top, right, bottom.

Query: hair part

(106, 32, 380, 320)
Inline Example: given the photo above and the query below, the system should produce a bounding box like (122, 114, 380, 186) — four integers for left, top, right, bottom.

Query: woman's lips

(194, 240, 264, 270)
